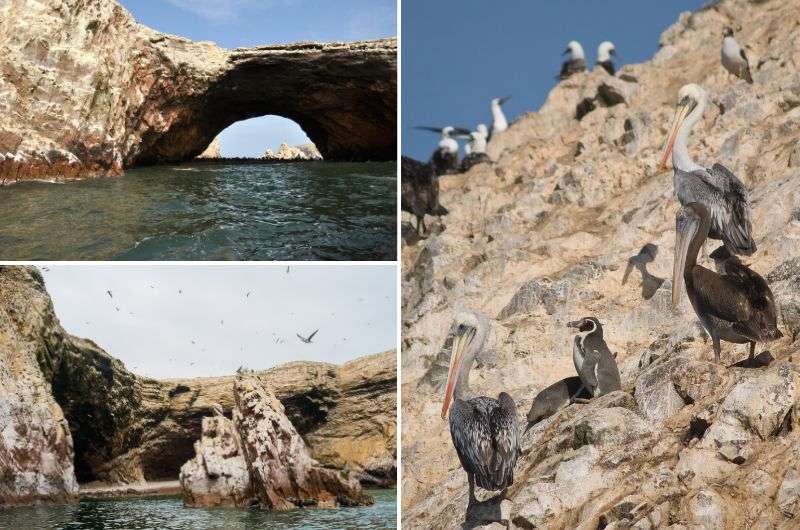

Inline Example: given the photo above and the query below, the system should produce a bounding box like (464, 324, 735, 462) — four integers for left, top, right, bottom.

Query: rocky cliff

(0, 0, 396, 182)
(0, 267, 396, 506)
(402, 0, 800, 528)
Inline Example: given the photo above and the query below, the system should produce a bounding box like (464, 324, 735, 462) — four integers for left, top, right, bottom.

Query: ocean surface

(0, 162, 396, 261)
(0, 489, 396, 529)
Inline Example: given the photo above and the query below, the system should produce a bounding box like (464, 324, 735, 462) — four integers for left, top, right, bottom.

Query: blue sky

(402, 0, 706, 160)
(120, 0, 396, 157)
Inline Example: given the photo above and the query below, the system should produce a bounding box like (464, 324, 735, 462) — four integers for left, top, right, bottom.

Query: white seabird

(596, 41, 617, 75)
(721, 28, 753, 83)
(415, 125, 471, 175)
(465, 124, 488, 156)
(559, 41, 587, 80)
(490, 97, 510, 137)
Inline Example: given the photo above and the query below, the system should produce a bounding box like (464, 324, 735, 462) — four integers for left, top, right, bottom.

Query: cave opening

(200, 115, 321, 161)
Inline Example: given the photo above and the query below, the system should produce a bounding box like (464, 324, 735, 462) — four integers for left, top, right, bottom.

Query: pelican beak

(659, 100, 691, 170)
(672, 211, 698, 308)
(441, 325, 476, 419)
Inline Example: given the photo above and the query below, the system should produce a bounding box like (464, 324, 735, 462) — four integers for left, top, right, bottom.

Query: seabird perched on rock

(721, 28, 753, 84)
(441, 311, 518, 518)
(672, 204, 782, 363)
(659, 83, 756, 256)
(596, 41, 617, 75)
(491, 97, 510, 138)
(464, 124, 488, 156)
(401, 156, 448, 235)
(567, 317, 621, 399)
(415, 125, 471, 175)
(524, 376, 591, 432)
(559, 41, 587, 80)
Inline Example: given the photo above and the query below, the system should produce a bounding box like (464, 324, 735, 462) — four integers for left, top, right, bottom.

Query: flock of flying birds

(429, 27, 774, 521)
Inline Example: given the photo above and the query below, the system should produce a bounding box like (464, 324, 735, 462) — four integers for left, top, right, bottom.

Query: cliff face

(402, 0, 800, 528)
(0, 0, 396, 183)
(0, 267, 396, 506)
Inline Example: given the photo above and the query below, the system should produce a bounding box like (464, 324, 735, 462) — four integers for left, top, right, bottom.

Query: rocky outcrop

(0, 0, 396, 183)
(264, 143, 323, 161)
(0, 267, 395, 506)
(196, 138, 221, 159)
(402, 0, 800, 528)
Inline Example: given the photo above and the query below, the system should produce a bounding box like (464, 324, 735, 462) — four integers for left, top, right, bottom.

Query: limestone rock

(263, 142, 323, 161)
(196, 138, 221, 159)
(0, 0, 395, 182)
(179, 415, 253, 507)
(233, 375, 371, 509)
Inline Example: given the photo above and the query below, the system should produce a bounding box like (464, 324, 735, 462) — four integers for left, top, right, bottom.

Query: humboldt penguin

(524, 376, 591, 432)
(568, 317, 621, 398)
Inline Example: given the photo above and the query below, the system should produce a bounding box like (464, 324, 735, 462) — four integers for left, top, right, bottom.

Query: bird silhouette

(106, 290, 113, 299)
(296, 329, 319, 343)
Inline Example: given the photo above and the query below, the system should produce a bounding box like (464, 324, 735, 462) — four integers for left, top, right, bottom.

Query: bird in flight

(286, 266, 290, 274)
(106, 290, 113, 299)
(246, 291, 251, 298)
(296, 329, 319, 344)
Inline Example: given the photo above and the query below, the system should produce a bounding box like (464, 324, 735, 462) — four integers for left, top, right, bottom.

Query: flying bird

(441, 311, 518, 514)
(106, 290, 113, 299)
(596, 41, 617, 75)
(672, 203, 782, 363)
(297, 329, 319, 344)
(559, 40, 587, 80)
(721, 27, 753, 83)
(660, 83, 756, 256)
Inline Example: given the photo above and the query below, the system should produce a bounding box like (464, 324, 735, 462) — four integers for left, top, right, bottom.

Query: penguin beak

(441, 325, 476, 419)
(566, 320, 581, 329)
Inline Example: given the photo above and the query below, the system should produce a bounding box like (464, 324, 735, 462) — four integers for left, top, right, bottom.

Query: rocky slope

(0, 0, 396, 182)
(196, 138, 221, 159)
(402, 0, 800, 528)
(264, 143, 323, 161)
(0, 267, 396, 506)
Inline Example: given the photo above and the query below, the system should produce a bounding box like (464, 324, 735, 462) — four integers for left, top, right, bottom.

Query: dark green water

(0, 162, 396, 261)
(0, 489, 395, 529)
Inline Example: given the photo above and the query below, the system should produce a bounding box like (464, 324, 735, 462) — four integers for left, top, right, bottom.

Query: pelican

(559, 41, 586, 80)
(401, 156, 447, 235)
(568, 317, 621, 399)
(596, 41, 617, 75)
(721, 28, 753, 84)
(672, 203, 782, 363)
(491, 97, 510, 137)
(415, 126, 471, 175)
(659, 83, 757, 256)
(441, 312, 518, 509)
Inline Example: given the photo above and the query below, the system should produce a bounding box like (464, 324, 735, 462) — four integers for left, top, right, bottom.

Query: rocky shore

(0, 266, 396, 507)
(0, 0, 396, 183)
(402, 0, 800, 528)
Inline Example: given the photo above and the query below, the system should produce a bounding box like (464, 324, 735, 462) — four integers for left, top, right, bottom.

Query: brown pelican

(491, 97, 510, 137)
(721, 28, 753, 84)
(415, 126, 471, 175)
(568, 317, 621, 399)
(672, 203, 782, 363)
(559, 41, 587, 80)
(524, 376, 590, 432)
(659, 83, 757, 256)
(596, 41, 617, 75)
(401, 156, 448, 235)
(441, 312, 518, 509)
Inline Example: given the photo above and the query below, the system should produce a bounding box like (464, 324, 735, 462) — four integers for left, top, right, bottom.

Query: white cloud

(165, 0, 299, 23)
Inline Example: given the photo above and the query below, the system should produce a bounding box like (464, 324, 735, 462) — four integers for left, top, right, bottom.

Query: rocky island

(402, 0, 800, 528)
(0, 0, 396, 183)
(0, 266, 396, 509)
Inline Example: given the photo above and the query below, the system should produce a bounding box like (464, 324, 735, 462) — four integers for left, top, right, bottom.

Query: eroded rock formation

(0, 0, 396, 182)
(196, 138, 221, 159)
(264, 143, 323, 161)
(402, 0, 800, 528)
(0, 267, 396, 506)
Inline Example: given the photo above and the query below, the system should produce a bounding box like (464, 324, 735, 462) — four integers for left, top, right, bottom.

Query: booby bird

(567, 317, 621, 399)
(672, 203, 782, 363)
(415, 126, 471, 175)
(491, 97, 510, 137)
(465, 124, 488, 156)
(401, 156, 448, 235)
(721, 28, 753, 84)
(559, 41, 587, 80)
(442, 311, 518, 511)
(596, 41, 617, 75)
(659, 83, 757, 256)
(524, 376, 591, 432)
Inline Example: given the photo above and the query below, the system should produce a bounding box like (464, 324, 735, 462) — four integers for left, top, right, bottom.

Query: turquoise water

(0, 489, 396, 529)
(0, 162, 396, 261)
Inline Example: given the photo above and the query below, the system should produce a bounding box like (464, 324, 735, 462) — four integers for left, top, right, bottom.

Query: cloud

(165, 0, 299, 23)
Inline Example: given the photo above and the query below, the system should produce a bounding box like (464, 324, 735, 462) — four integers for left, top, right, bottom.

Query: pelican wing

(691, 267, 753, 325)
(489, 393, 518, 488)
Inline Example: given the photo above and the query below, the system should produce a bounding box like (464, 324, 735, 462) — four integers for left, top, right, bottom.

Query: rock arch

(0, 0, 396, 182)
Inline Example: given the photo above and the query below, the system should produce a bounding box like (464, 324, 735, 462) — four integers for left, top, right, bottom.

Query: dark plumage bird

(721, 28, 753, 84)
(660, 84, 756, 256)
(559, 41, 587, 80)
(568, 317, 621, 399)
(524, 376, 591, 432)
(416, 126, 471, 176)
(596, 41, 617, 75)
(401, 156, 448, 235)
(441, 312, 518, 509)
(296, 329, 319, 344)
(672, 203, 782, 363)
